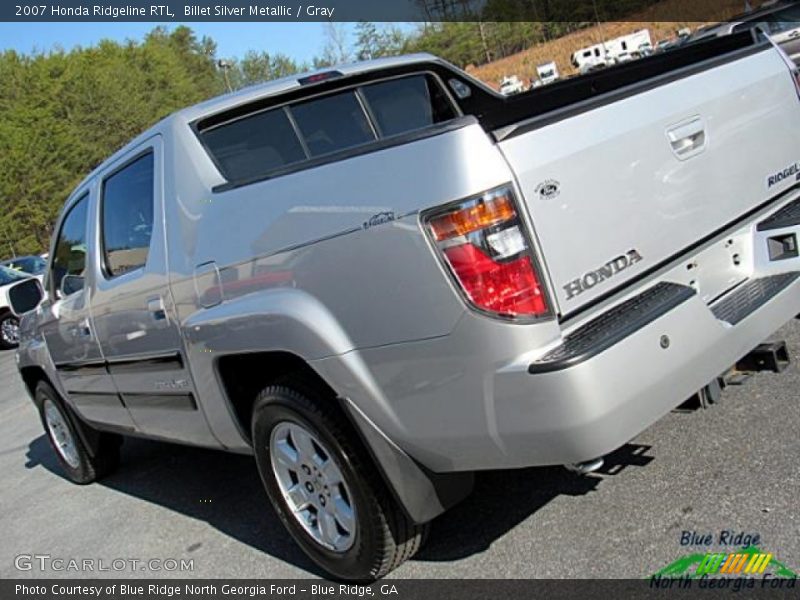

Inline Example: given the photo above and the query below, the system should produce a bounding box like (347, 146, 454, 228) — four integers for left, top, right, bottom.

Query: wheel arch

(214, 349, 473, 524)
(19, 364, 51, 402)
(215, 350, 336, 444)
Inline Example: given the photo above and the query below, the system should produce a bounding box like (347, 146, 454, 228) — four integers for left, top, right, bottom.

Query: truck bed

(487, 31, 800, 317)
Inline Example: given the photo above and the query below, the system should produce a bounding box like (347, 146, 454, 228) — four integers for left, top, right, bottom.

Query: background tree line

(0, 0, 666, 254)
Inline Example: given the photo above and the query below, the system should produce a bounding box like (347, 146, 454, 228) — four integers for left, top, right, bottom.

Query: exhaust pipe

(565, 457, 604, 475)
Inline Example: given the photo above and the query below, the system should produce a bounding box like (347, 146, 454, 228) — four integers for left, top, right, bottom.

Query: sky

(0, 22, 365, 64)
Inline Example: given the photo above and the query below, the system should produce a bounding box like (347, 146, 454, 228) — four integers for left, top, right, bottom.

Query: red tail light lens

(424, 186, 551, 319)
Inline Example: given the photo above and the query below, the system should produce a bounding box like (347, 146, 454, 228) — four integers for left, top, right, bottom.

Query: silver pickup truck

(8, 31, 800, 580)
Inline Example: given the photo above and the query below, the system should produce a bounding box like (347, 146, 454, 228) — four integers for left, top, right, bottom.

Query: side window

(101, 152, 154, 278)
(51, 193, 90, 298)
(361, 75, 458, 138)
(201, 108, 306, 182)
(290, 91, 376, 157)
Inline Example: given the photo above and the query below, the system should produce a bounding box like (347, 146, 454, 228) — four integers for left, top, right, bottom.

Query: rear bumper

(488, 272, 800, 468)
(333, 269, 800, 474)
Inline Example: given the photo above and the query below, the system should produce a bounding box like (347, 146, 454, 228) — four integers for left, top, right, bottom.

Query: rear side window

(101, 152, 154, 278)
(361, 75, 458, 137)
(202, 108, 306, 181)
(51, 193, 89, 297)
(291, 91, 375, 157)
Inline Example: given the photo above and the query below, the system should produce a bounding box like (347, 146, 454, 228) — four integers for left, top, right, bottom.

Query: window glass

(51, 193, 89, 297)
(0, 266, 29, 286)
(290, 92, 375, 157)
(13, 256, 47, 275)
(361, 75, 457, 138)
(201, 108, 306, 182)
(101, 153, 154, 277)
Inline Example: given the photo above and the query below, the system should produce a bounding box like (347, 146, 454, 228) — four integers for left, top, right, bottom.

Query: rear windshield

(201, 108, 306, 183)
(199, 73, 457, 184)
(361, 75, 457, 137)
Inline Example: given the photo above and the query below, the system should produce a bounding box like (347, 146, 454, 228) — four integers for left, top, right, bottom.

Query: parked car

(8, 33, 800, 581)
(0, 266, 33, 348)
(1, 255, 47, 277)
(654, 38, 678, 53)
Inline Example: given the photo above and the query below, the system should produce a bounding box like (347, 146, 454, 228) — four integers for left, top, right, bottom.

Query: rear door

(42, 188, 137, 430)
(497, 44, 800, 315)
(89, 137, 217, 445)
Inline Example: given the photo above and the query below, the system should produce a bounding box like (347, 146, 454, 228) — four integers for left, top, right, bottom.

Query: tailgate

(497, 43, 800, 316)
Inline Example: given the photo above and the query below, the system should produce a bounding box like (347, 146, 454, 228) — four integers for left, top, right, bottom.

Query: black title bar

(1, 0, 789, 22)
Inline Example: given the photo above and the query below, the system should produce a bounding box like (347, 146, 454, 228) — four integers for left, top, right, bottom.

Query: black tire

(251, 381, 428, 581)
(35, 381, 122, 484)
(0, 313, 19, 349)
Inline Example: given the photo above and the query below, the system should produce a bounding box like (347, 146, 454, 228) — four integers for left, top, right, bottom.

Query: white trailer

(571, 29, 653, 71)
(536, 61, 560, 85)
(570, 42, 610, 72)
(606, 29, 653, 62)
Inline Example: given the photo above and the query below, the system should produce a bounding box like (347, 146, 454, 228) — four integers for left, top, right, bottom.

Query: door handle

(666, 117, 707, 160)
(146, 296, 168, 323)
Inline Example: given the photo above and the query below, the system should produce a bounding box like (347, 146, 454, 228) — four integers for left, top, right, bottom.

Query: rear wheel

(251, 382, 427, 581)
(36, 381, 121, 484)
(0, 313, 19, 349)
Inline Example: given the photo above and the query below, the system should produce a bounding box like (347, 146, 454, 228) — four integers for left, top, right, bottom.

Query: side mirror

(8, 278, 44, 316)
(60, 274, 84, 297)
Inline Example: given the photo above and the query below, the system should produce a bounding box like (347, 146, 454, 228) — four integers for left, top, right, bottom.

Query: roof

(177, 53, 441, 123)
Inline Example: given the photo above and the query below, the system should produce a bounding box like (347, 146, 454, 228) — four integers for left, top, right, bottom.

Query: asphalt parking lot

(1, 319, 799, 580)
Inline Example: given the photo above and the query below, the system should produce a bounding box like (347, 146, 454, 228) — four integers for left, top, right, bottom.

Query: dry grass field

(467, 0, 771, 88)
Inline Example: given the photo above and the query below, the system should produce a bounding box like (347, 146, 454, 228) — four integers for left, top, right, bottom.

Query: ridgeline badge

(363, 211, 396, 230)
(767, 161, 800, 189)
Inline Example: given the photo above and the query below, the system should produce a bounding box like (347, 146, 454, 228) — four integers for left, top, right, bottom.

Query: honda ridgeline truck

(9, 31, 800, 580)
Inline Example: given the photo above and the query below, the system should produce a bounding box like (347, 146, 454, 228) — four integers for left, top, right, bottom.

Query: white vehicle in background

(537, 61, 560, 85)
(572, 29, 653, 71)
(0, 265, 33, 348)
(607, 29, 653, 60)
(571, 42, 611, 72)
(499, 75, 525, 95)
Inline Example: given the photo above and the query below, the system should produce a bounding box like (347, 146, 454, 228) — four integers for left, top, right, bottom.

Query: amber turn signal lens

(429, 193, 516, 241)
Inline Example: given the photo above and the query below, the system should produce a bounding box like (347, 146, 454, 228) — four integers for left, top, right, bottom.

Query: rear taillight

(423, 186, 551, 319)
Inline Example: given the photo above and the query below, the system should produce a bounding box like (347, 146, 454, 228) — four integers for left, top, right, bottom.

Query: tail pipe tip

(565, 457, 604, 475)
